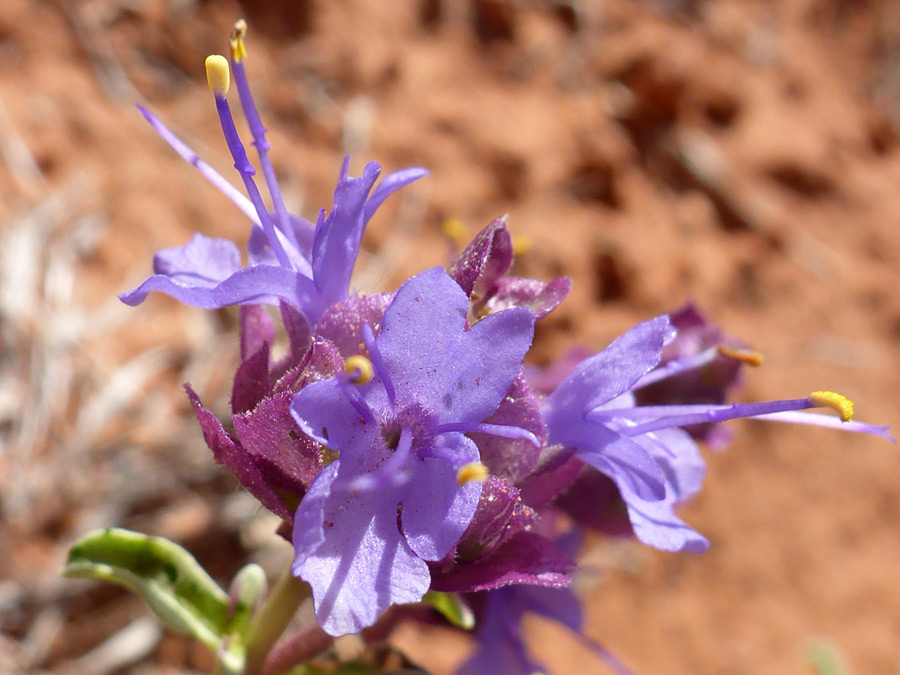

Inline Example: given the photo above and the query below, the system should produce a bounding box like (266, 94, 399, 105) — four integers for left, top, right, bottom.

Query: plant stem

(242, 568, 310, 675)
(262, 625, 333, 674)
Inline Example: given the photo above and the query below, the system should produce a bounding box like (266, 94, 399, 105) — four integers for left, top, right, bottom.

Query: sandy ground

(2, 0, 900, 673)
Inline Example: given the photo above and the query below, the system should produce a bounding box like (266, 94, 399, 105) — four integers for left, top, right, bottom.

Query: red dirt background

(2, 0, 900, 673)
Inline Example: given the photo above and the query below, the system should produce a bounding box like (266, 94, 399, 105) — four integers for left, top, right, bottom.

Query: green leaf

(422, 590, 474, 630)
(228, 563, 268, 637)
(63, 528, 232, 654)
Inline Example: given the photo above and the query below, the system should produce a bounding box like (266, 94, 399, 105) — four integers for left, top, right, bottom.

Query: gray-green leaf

(63, 528, 233, 655)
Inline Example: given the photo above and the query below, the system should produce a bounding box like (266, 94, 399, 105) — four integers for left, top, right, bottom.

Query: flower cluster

(123, 24, 892, 673)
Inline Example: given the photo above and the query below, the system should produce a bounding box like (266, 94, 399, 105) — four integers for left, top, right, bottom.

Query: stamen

(716, 344, 765, 367)
(229, 19, 248, 63)
(456, 462, 489, 486)
(135, 105, 260, 225)
(228, 20, 297, 250)
(205, 55, 293, 270)
(433, 421, 541, 447)
(750, 411, 894, 441)
(362, 323, 396, 406)
(344, 355, 374, 385)
(810, 391, 854, 422)
(336, 376, 376, 426)
(347, 428, 414, 492)
(205, 55, 230, 95)
(588, 398, 817, 437)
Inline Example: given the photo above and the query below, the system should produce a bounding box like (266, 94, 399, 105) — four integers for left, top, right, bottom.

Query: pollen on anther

(810, 390, 854, 422)
(230, 19, 248, 63)
(456, 462, 489, 486)
(716, 344, 765, 367)
(205, 55, 230, 95)
(344, 355, 374, 385)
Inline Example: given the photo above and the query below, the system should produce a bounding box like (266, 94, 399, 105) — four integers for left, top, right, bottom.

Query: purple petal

(446, 216, 513, 297)
(546, 315, 674, 421)
(377, 267, 534, 425)
(623, 487, 710, 553)
(457, 590, 543, 675)
(153, 232, 242, 285)
(513, 584, 583, 632)
(401, 433, 481, 561)
(234, 391, 322, 498)
(578, 433, 667, 502)
(246, 219, 313, 276)
(310, 162, 382, 318)
(290, 377, 379, 450)
(185, 385, 291, 520)
(430, 531, 572, 593)
(472, 372, 546, 482)
(482, 276, 572, 320)
(120, 264, 310, 310)
(314, 292, 394, 357)
(363, 167, 429, 223)
(293, 461, 430, 636)
(292, 462, 338, 570)
(633, 427, 705, 502)
(288, 213, 316, 259)
(231, 341, 271, 415)
(239, 304, 276, 363)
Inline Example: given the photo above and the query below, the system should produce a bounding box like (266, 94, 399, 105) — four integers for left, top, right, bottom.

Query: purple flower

(289, 267, 537, 635)
(186, 332, 343, 523)
(120, 48, 426, 326)
(634, 302, 749, 449)
(542, 315, 894, 552)
(447, 216, 571, 321)
(458, 532, 632, 675)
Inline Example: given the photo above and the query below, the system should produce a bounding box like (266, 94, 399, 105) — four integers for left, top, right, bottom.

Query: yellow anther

(344, 355, 374, 385)
(716, 344, 765, 367)
(456, 462, 489, 486)
(442, 217, 468, 248)
(512, 234, 534, 256)
(230, 19, 248, 63)
(205, 55, 230, 95)
(810, 391, 854, 422)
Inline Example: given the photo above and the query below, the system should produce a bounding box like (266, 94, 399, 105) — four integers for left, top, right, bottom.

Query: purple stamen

(432, 421, 540, 447)
(336, 374, 376, 426)
(362, 323, 396, 406)
(753, 411, 896, 441)
(346, 427, 414, 492)
(230, 57, 297, 249)
(136, 105, 260, 225)
(211, 91, 293, 270)
(587, 398, 817, 437)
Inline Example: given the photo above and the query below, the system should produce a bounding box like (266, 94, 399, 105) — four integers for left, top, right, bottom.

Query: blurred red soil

(2, 1, 900, 673)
